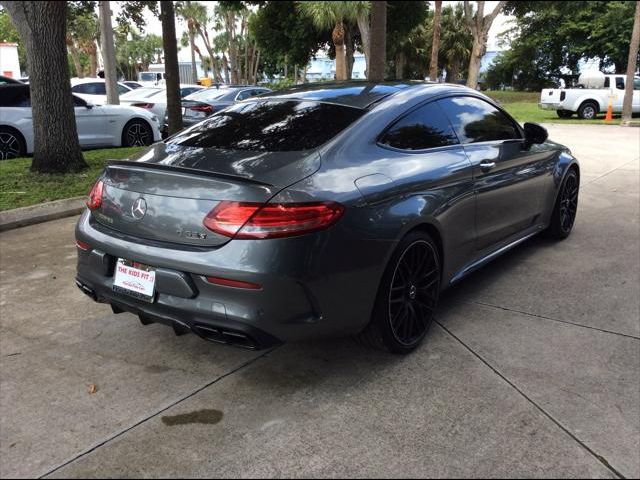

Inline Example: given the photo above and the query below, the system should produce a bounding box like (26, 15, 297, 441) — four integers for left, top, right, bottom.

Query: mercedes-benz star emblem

(131, 197, 147, 220)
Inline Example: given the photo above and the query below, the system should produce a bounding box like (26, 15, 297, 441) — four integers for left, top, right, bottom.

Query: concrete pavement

(1, 124, 638, 478)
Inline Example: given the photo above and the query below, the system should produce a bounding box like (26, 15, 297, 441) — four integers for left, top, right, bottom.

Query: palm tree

(297, 1, 369, 80)
(439, 4, 473, 82)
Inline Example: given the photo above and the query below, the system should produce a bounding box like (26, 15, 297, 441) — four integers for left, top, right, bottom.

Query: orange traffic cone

(605, 98, 613, 122)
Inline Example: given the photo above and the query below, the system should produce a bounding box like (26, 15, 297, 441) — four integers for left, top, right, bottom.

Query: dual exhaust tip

(75, 279, 259, 350)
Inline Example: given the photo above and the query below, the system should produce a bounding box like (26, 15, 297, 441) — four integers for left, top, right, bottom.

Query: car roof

(70, 77, 128, 86)
(258, 81, 476, 109)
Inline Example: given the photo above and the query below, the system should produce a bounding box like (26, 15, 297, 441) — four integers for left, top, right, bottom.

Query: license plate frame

(112, 258, 156, 303)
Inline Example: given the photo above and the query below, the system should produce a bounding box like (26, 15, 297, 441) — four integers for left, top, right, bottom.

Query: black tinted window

(167, 100, 364, 151)
(380, 102, 458, 150)
(0, 85, 30, 107)
(438, 96, 520, 143)
(73, 82, 106, 95)
(615, 77, 625, 90)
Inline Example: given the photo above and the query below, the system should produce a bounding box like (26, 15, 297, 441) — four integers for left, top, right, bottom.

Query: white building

(0, 43, 21, 79)
(305, 53, 367, 82)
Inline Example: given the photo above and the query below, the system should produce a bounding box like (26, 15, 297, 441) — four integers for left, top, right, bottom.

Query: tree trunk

(66, 36, 84, 78)
(356, 14, 370, 77)
(185, 1, 198, 84)
(464, 1, 505, 90)
(87, 42, 98, 77)
(466, 37, 484, 90)
(429, 0, 442, 81)
(345, 25, 354, 80)
(368, 1, 387, 82)
(160, 1, 183, 135)
(395, 51, 405, 79)
(253, 50, 260, 84)
(222, 54, 230, 84)
(99, 1, 119, 104)
(622, 1, 640, 124)
(284, 54, 289, 79)
(3, 1, 86, 172)
(332, 21, 346, 80)
(226, 10, 239, 84)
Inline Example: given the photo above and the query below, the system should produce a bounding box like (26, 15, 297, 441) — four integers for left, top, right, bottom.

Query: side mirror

(523, 122, 548, 147)
(85, 101, 94, 109)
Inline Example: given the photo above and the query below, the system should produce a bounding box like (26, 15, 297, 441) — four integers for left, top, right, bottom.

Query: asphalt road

(1, 124, 638, 479)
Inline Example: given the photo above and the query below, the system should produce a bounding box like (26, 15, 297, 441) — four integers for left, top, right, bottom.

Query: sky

(109, 1, 515, 63)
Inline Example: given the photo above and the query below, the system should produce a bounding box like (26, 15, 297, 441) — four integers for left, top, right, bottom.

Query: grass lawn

(0, 147, 144, 211)
(483, 90, 631, 125)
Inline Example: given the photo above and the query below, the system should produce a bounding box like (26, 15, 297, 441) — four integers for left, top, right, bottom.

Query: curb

(0, 196, 86, 232)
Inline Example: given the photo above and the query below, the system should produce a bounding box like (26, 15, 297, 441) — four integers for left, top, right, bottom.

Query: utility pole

(98, 0, 119, 104)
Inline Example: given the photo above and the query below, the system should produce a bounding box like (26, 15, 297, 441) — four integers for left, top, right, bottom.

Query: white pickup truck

(540, 72, 640, 119)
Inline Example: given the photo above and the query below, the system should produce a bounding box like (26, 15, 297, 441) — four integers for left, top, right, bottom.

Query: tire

(122, 119, 153, 147)
(556, 110, 573, 119)
(0, 127, 27, 160)
(545, 169, 579, 240)
(355, 231, 441, 354)
(577, 101, 598, 120)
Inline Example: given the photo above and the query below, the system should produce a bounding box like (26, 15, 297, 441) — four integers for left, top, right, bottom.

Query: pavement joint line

(582, 158, 640, 187)
(465, 300, 640, 341)
(433, 320, 626, 480)
(38, 346, 279, 479)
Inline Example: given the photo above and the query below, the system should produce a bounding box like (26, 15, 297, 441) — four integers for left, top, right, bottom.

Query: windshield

(139, 72, 161, 82)
(184, 88, 229, 102)
(167, 99, 365, 152)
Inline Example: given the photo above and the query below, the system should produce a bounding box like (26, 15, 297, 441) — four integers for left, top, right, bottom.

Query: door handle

(480, 161, 496, 171)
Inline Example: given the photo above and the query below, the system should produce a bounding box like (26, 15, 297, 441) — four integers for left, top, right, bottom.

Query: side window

(91, 83, 106, 95)
(379, 101, 459, 150)
(117, 84, 130, 94)
(634, 78, 640, 90)
(0, 87, 31, 107)
(71, 84, 87, 94)
(437, 96, 521, 144)
(615, 77, 625, 90)
(604, 77, 610, 88)
(236, 89, 253, 101)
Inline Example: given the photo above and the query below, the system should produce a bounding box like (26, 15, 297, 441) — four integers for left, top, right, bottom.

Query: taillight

(86, 180, 103, 210)
(203, 201, 344, 239)
(189, 105, 213, 114)
(75, 240, 91, 251)
(131, 102, 155, 109)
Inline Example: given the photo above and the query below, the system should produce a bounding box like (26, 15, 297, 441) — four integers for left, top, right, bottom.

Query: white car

(120, 84, 204, 122)
(0, 84, 161, 159)
(70, 77, 133, 105)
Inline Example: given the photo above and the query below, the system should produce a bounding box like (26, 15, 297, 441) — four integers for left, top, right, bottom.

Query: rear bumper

(75, 209, 390, 348)
(539, 102, 561, 110)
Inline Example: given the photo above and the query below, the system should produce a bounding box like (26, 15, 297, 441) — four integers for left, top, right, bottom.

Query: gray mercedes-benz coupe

(75, 82, 579, 353)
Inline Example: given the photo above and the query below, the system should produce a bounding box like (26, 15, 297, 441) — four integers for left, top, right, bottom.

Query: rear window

(185, 88, 229, 102)
(167, 100, 365, 152)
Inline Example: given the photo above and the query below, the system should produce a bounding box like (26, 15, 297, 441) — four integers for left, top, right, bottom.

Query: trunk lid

(93, 143, 320, 247)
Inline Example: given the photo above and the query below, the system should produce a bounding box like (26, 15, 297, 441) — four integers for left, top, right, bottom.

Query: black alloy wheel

(0, 129, 25, 160)
(388, 239, 440, 347)
(357, 231, 441, 354)
(123, 120, 152, 147)
(546, 169, 579, 239)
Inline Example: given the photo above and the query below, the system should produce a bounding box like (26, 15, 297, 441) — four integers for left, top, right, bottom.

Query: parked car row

(0, 84, 161, 159)
(0, 78, 270, 160)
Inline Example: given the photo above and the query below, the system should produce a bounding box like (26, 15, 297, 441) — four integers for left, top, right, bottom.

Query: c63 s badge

(177, 227, 208, 240)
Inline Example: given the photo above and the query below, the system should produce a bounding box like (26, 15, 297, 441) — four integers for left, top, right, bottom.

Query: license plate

(113, 258, 156, 302)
